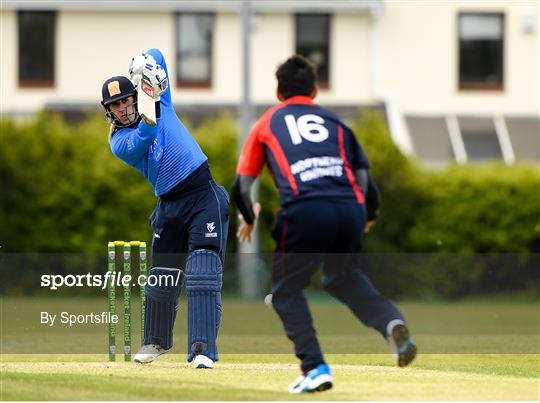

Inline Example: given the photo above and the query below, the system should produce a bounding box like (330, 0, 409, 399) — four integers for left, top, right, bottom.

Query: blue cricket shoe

(288, 363, 333, 394)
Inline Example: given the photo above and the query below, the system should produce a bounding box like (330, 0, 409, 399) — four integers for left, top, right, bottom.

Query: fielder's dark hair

(276, 55, 317, 100)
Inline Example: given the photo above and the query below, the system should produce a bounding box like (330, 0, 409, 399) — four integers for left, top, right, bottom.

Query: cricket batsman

(233, 56, 417, 393)
(100, 48, 229, 368)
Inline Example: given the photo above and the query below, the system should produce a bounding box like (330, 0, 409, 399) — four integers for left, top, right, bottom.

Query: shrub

(0, 112, 155, 253)
(408, 164, 540, 253)
(1, 111, 538, 297)
(349, 110, 429, 252)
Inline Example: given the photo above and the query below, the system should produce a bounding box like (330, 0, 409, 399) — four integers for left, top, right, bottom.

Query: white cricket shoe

(133, 344, 171, 364)
(288, 364, 333, 394)
(192, 354, 214, 369)
(288, 375, 307, 394)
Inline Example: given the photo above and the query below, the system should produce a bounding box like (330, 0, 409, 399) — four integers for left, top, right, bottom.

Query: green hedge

(1, 111, 538, 297)
(349, 110, 540, 254)
(1, 113, 156, 253)
(350, 110, 428, 252)
(408, 164, 540, 253)
(346, 110, 540, 297)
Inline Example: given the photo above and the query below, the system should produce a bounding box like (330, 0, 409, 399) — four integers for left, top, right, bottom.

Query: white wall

(0, 11, 18, 113)
(0, 11, 176, 113)
(318, 13, 372, 105)
(177, 12, 373, 105)
(1, 3, 538, 116)
(251, 13, 294, 103)
(377, 1, 539, 115)
(63, 12, 175, 102)
(174, 12, 241, 103)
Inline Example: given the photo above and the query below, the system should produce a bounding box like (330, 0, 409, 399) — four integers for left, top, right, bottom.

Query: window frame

(458, 12, 505, 92)
(458, 117, 504, 161)
(175, 12, 214, 89)
(295, 13, 331, 90)
(18, 10, 56, 88)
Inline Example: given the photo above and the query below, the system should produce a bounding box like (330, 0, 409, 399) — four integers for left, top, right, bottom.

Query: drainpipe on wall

(238, 0, 261, 299)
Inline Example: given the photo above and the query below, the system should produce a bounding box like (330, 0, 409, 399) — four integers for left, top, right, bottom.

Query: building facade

(1, 0, 538, 165)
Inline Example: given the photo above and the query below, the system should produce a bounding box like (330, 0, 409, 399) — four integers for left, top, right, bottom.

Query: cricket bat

(137, 74, 158, 126)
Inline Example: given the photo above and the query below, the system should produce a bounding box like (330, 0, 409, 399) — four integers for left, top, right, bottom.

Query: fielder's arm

(232, 175, 262, 243)
(235, 116, 266, 242)
(354, 169, 380, 233)
(365, 172, 380, 221)
(354, 168, 368, 195)
(232, 175, 257, 225)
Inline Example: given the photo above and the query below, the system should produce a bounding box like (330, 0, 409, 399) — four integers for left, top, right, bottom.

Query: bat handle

(140, 114, 157, 126)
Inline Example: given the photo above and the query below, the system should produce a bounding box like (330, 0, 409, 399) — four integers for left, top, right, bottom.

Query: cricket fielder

(233, 56, 417, 393)
(100, 48, 229, 368)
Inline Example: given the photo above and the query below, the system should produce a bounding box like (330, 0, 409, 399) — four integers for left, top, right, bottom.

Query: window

(176, 13, 214, 87)
(296, 14, 330, 88)
(18, 11, 56, 87)
(459, 13, 504, 90)
(406, 116, 455, 168)
(505, 117, 540, 161)
(459, 117, 502, 161)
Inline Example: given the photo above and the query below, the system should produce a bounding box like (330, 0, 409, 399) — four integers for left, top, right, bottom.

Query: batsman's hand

(128, 53, 156, 87)
(237, 202, 261, 243)
(365, 219, 376, 233)
(141, 63, 169, 100)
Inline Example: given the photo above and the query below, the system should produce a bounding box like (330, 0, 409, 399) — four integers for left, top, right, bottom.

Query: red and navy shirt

(237, 96, 370, 206)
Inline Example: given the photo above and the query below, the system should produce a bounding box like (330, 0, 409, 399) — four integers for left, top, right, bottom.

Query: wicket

(107, 240, 147, 362)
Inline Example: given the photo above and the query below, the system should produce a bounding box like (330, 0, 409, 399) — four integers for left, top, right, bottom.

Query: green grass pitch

(1, 296, 538, 400)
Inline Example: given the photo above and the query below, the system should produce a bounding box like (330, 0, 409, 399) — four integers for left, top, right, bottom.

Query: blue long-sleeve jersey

(110, 48, 207, 197)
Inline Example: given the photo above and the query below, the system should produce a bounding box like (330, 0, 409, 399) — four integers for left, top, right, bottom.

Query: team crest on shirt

(205, 222, 217, 238)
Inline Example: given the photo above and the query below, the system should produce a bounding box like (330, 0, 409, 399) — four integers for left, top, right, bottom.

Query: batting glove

(141, 63, 169, 99)
(128, 53, 156, 87)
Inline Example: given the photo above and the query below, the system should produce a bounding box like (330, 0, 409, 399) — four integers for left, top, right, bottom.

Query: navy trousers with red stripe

(270, 198, 404, 373)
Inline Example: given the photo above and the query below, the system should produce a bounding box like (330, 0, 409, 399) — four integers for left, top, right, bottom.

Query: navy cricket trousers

(150, 163, 229, 268)
(270, 198, 404, 372)
(144, 163, 229, 352)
